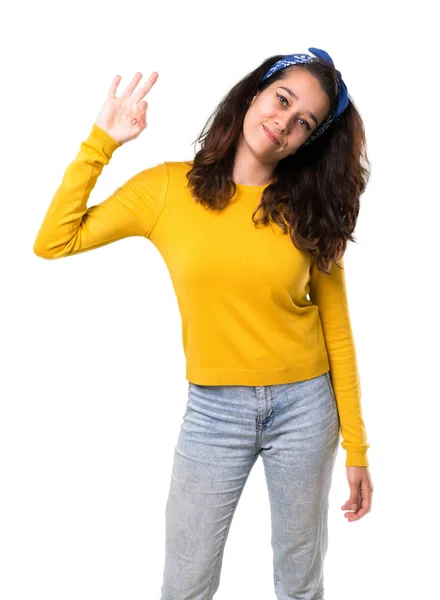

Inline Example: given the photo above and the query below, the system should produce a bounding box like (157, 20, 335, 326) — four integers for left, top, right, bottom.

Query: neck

(232, 134, 277, 186)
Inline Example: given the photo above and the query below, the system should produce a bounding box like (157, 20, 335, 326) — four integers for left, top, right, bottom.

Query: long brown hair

(185, 54, 371, 274)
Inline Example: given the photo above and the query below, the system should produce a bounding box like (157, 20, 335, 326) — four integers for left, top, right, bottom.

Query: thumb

(345, 485, 361, 510)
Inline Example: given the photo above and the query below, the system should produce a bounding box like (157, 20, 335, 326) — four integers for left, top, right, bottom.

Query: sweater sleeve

(309, 254, 370, 467)
(33, 123, 168, 259)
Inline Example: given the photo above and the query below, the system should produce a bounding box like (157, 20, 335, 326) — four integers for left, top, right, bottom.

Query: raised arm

(33, 71, 166, 259)
(33, 124, 167, 258)
(309, 254, 370, 467)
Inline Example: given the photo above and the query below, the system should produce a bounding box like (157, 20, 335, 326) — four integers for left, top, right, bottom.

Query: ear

(250, 93, 258, 105)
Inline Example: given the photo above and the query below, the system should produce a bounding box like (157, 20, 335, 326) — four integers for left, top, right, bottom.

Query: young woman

(34, 47, 374, 599)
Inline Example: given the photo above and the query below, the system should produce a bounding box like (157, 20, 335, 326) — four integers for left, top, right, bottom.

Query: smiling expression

(243, 68, 332, 159)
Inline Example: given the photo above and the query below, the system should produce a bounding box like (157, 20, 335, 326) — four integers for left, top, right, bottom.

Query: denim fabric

(160, 371, 340, 600)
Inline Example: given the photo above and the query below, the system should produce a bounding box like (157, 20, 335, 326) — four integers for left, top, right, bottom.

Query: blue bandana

(260, 47, 349, 146)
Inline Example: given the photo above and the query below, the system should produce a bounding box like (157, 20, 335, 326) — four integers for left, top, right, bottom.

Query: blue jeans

(160, 371, 340, 600)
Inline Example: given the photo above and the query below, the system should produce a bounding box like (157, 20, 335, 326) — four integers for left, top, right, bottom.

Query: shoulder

(163, 160, 194, 175)
(161, 160, 194, 188)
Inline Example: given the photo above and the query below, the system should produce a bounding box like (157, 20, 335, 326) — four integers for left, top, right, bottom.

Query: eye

(277, 94, 289, 106)
(277, 93, 289, 107)
(276, 93, 311, 131)
(298, 118, 311, 131)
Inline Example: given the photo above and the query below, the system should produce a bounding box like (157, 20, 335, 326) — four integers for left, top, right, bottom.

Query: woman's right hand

(95, 71, 159, 145)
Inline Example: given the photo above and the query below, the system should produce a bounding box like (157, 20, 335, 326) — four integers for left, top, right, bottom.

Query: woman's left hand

(341, 466, 374, 522)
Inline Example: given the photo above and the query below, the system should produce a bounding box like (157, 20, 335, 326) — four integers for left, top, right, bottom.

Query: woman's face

(242, 68, 332, 160)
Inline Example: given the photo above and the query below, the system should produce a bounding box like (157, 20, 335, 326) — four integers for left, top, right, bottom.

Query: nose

(275, 119, 288, 134)
(276, 112, 297, 133)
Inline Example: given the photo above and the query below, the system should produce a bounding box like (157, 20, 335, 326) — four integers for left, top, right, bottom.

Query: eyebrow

(278, 86, 319, 128)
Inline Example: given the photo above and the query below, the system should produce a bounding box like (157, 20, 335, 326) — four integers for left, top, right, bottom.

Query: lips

(263, 125, 281, 145)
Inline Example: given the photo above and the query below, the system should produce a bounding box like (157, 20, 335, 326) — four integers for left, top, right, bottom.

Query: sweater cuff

(345, 450, 369, 468)
(87, 123, 123, 161)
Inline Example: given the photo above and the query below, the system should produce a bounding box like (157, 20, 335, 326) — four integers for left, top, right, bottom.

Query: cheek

(243, 103, 276, 142)
(243, 110, 260, 136)
(247, 101, 273, 125)
(257, 102, 274, 120)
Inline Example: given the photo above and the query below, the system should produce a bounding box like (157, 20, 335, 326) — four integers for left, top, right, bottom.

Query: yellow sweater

(33, 123, 370, 467)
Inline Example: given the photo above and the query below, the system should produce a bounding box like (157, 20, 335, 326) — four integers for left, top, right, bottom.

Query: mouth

(263, 125, 281, 146)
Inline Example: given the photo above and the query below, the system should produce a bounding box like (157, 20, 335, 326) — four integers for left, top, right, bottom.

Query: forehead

(271, 68, 330, 119)
(276, 67, 323, 92)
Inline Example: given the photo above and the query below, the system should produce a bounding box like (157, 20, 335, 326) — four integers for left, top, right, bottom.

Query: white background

(1, 0, 438, 598)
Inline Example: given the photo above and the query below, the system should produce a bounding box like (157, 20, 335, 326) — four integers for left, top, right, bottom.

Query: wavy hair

(185, 54, 371, 274)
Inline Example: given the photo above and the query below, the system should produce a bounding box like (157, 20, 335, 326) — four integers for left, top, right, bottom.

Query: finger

(135, 102, 148, 130)
(341, 484, 373, 513)
(344, 490, 361, 510)
(346, 494, 371, 521)
(341, 502, 358, 510)
(121, 72, 144, 98)
(133, 71, 159, 103)
(109, 74, 121, 98)
(345, 506, 368, 521)
(341, 503, 358, 517)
